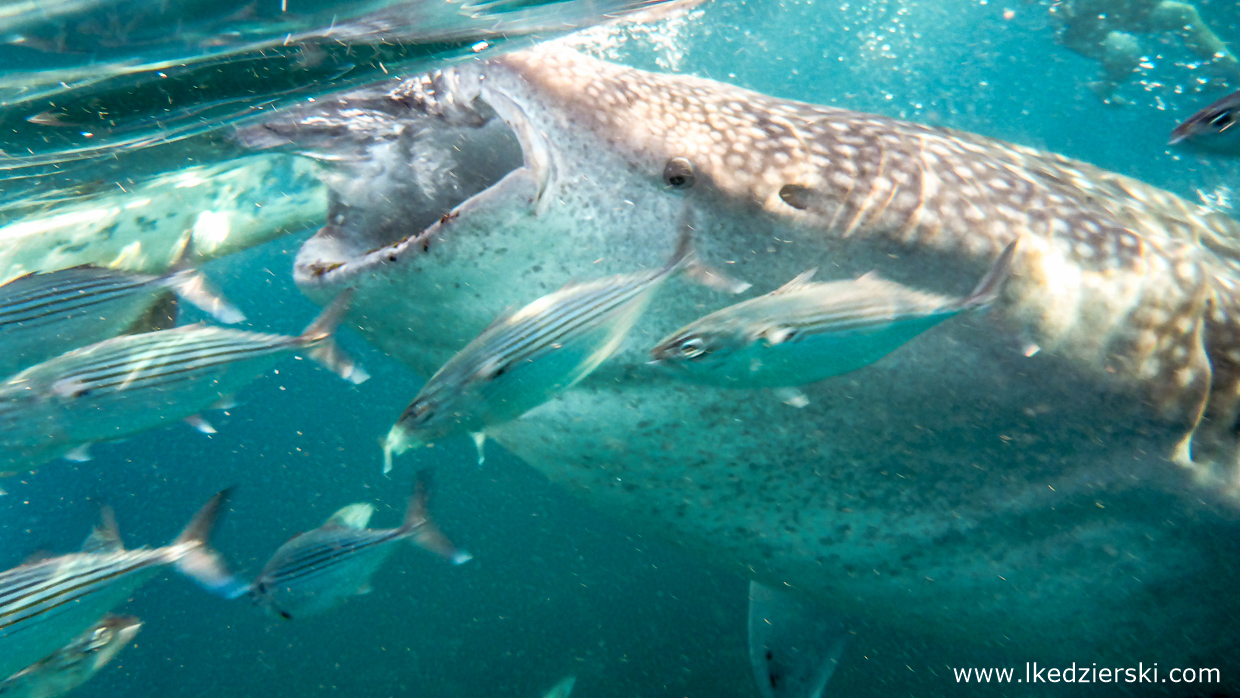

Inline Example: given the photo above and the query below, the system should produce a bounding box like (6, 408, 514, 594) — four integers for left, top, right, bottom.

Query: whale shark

(290, 45, 1240, 679)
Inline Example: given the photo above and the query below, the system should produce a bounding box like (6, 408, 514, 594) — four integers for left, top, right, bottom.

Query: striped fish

(0, 614, 141, 698)
(250, 470, 470, 620)
(0, 291, 367, 472)
(382, 222, 747, 472)
(0, 266, 244, 377)
(1170, 89, 1240, 150)
(0, 491, 244, 679)
(650, 240, 1018, 390)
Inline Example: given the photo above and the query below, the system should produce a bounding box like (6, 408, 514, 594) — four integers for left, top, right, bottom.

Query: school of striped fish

(0, 202, 1013, 694)
(0, 7, 1063, 694)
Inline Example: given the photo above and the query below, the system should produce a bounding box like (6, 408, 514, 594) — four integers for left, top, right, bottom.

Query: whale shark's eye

(677, 336, 707, 358)
(663, 157, 697, 189)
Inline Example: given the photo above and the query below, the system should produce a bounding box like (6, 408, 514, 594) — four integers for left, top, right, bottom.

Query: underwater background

(3, 0, 1240, 696)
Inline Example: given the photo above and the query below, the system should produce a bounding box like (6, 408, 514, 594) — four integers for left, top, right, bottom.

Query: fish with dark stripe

(0, 491, 243, 679)
(1170, 89, 1240, 151)
(382, 222, 746, 472)
(250, 470, 470, 619)
(0, 614, 141, 698)
(0, 266, 244, 377)
(650, 240, 1017, 390)
(0, 291, 367, 472)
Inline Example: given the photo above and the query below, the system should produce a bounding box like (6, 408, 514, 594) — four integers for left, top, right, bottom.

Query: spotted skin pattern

(295, 46, 1240, 677)
(492, 46, 1240, 484)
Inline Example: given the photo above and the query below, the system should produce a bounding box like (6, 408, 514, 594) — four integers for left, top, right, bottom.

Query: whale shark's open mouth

(235, 65, 545, 289)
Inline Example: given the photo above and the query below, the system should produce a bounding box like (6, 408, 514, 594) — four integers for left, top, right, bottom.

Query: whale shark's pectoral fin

(1180, 288, 1240, 488)
(1113, 259, 1215, 479)
(748, 581, 848, 698)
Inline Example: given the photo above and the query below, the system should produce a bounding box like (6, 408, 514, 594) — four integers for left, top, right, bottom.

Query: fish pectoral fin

(184, 415, 217, 435)
(961, 238, 1019, 309)
(683, 260, 752, 295)
(472, 356, 507, 381)
(302, 290, 369, 385)
(52, 378, 89, 399)
(772, 268, 818, 294)
(166, 270, 246, 324)
(761, 327, 796, 346)
(774, 388, 810, 409)
(472, 432, 487, 466)
(63, 444, 93, 462)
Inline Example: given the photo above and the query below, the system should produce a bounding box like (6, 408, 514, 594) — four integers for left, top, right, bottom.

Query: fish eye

(663, 157, 696, 189)
(677, 336, 707, 359)
(409, 399, 435, 423)
(1210, 110, 1234, 129)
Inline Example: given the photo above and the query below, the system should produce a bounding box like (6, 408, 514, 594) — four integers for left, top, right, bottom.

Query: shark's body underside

(287, 46, 1240, 682)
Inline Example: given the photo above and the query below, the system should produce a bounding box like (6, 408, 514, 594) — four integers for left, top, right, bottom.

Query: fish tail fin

(164, 270, 246, 324)
(172, 488, 250, 600)
(301, 289, 370, 384)
(670, 213, 751, 295)
(961, 239, 1019, 309)
(402, 469, 472, 565)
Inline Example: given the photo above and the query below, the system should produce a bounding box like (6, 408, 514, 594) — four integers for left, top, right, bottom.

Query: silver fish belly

(0, 291, 364, 471)
(292, 45, 1240, 674)
(0, 614, 141, 698)
(0, 265, 243, 377)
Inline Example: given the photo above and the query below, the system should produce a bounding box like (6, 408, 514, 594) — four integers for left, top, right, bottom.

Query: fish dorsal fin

(325, 503, 374, 530)
(771, 269, 817, 295)
(82, 506, 123, 553)
(0, 270, 38, 288)
(480, 304, 519, 335)
(22, 550, 56, 564)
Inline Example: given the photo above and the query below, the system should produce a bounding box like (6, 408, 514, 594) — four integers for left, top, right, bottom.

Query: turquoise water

(4, 0, 1240, 696)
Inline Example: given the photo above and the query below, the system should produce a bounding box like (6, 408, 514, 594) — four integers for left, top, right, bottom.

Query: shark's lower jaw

(292, 47, 1240, 672)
